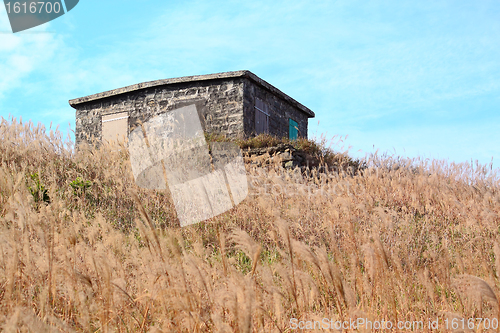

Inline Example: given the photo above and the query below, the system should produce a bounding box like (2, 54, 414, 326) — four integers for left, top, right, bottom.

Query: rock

(279, 151, 294, 162)
(284, 160, 300, 169)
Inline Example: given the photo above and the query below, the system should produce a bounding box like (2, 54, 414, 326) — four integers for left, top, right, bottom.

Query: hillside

(1, 117, 500, 332)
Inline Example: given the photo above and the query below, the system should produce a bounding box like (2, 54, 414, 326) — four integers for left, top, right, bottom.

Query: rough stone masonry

(69, 70, 315, 147)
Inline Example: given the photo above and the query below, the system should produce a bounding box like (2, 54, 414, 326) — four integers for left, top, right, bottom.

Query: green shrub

(70, 177, 92, 196)
(28, 172, 50, 204)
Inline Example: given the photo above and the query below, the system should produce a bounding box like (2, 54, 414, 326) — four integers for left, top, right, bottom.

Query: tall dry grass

(1, 116, 500, 332)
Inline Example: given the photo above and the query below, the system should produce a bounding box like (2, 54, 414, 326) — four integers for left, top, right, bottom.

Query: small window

(289, 119, 298, 140)
(102, 112, 129, 142)
(255, 98, 269, 134)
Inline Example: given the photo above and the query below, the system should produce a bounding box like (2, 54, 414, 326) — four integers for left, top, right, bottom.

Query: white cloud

(0, 33, 21, 52)
(0, 12, 62, 100)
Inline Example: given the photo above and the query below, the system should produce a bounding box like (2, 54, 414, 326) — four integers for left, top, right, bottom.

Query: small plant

(237, 133, 289, 149)
(70, 177, 92, 196)
(28, 172, 50, 204)
(231, 249, 253, 274)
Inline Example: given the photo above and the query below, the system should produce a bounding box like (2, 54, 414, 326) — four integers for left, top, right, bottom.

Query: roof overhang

(69, 70, 315, 118)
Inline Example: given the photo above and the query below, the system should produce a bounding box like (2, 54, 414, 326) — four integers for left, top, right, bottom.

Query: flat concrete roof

(69, 70, 315, 118)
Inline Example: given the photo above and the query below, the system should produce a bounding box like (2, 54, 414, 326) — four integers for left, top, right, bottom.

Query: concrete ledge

(68, 70, 315, 118)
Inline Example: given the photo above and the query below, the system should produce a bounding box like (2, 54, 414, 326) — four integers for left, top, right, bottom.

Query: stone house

(69, 70, 315, 146)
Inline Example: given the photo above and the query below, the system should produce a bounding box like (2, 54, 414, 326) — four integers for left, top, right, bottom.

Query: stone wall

(243, 143, 318, 170)
(242, 78, 309, 138)
(74, 78, 245, 146)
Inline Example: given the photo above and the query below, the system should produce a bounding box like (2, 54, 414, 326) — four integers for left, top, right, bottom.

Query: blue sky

(1, 0, 499, 166)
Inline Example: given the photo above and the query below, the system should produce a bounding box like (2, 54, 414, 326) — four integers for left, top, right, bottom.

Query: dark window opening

(255, 98, 269, 134)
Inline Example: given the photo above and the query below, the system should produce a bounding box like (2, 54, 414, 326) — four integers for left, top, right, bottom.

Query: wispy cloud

(0, 14, 58, 99)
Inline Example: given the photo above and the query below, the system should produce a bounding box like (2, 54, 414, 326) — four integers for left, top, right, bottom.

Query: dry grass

(1, 116, 500, 332)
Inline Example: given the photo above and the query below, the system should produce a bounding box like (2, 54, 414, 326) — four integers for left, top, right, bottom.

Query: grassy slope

(1, 117, 500, 332)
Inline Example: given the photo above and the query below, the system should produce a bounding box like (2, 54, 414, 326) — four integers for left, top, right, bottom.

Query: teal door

(289, 119, 298, 140)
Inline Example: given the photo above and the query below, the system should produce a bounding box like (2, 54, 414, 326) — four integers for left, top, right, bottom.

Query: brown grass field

(1, 117, 500, 332)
